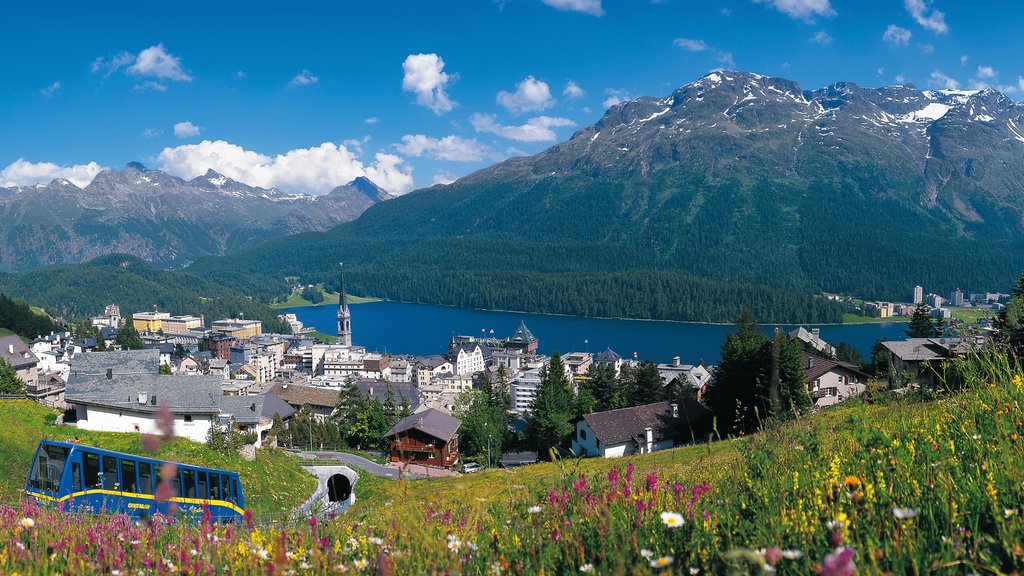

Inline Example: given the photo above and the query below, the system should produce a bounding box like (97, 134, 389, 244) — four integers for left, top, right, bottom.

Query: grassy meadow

(0, 401, 316, 517)
(0, 353, 1022, 574)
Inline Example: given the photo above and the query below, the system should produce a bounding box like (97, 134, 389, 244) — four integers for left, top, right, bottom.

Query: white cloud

(883, 25, 912, 47)
(602, 88, 633, 108)
(91, 51, 134, 78)
(960, 55, 969, 66)
(290, 69, 319, 87)
(236, 70, 247, 79)
(810, 30, 832, 45)
(919, 43, 934, 54)
(156, 140, 414, 195)
(470, 114, 575, 142)
(142, 128, 163, 138)
(134, 80, 168, 92)
(715, 51, 736, 69)
(173, 121, 200, 138)
(126, 44, 192, 82)
(497, 76, 555, 114)
(39, 82, 61, 97)
(977, 65, 997, 79)
(563, 80, 585, 99)
(364, 117, 379, 125)
(396, 134, 490, 162)
(674, 38, 709, 52)
(540, 0, 604, 16)
(894, 73, 909, 84)
(904, 0, 947, 34)
(929, 70, 960, 90)
(0, 158, 107, 188)
(431, 172, 457, 186)
(402, 53, 456, 115)
(754, 0, 834, 21)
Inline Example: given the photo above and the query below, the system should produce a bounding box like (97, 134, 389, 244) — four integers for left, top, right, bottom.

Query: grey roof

(271, 382, 340, 408)
(219, 394, 264, 425)
(70, 349, 160, 377)
(385, 408, 461, 442)
(261, 391, 296, 420)
(416, 355, 450, 369)
(582, 399, 711, 446)
(595, 347, 622, 363)
(881, 338, 958, 361)
(66, 371, 224, 415)
(0, 335, 38, 369)
(356, 380, 422, 408)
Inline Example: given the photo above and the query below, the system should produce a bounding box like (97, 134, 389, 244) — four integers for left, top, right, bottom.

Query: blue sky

(3, 0, 1022, 194)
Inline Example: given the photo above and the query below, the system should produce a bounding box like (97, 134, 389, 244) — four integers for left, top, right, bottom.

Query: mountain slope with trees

(184, 71, 1024, 323)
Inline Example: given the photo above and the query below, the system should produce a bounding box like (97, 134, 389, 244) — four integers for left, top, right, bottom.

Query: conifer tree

(527, 351, 575, 459)
(0, 358, 25, 395)
(906, 303, 935, 338)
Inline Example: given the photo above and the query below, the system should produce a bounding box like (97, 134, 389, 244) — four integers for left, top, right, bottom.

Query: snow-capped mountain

(0, 163, 390, 271)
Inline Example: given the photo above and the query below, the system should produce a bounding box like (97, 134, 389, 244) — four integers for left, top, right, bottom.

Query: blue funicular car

(25, 439, 245, 520)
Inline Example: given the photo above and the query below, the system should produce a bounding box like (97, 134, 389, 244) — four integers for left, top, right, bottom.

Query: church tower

(337, 262, 352, 346)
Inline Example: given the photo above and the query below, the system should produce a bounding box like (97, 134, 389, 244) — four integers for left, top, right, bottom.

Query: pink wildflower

(821, 547, 856, 576)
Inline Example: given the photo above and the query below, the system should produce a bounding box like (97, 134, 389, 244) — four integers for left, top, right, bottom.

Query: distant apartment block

(865, 301, 895, 319)
(913, 285, 924, 305)
(950, 288, 964, 307)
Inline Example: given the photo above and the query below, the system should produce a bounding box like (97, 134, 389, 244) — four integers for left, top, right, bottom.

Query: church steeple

(337, 262, 352, 346)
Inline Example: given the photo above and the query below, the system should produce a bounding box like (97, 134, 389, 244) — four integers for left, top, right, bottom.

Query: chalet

(572, 399, 712, 458)
(788, 327, 836, 357)
(802, 353, 870, 409)
(656, 357, 712, 399)
(0, 335, 39, 392)
(881, 338, 967, 388)
(384, 408, 461, 469)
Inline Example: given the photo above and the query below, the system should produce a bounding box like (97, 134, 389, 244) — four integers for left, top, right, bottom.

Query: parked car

(462, 462, 484, 474)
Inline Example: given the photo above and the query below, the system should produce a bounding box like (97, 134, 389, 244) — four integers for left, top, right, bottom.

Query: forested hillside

(0, 255, 290, 330)
(185, 73, 1024, 323)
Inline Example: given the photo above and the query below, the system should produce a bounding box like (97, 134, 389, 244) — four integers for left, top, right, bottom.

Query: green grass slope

(342, 354, 1024, 574)
(0, 400, 316, 517)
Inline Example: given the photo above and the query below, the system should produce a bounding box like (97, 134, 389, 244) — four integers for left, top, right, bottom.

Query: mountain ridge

(0, 164, 391, 271)
(182, 70, 1024, 323)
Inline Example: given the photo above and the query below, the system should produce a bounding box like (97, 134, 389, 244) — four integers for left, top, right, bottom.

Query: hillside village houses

(14, 271, 1006, 463)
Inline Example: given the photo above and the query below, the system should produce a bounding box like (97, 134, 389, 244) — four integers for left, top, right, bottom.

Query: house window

(579, 429, 587, 441)
(184, 414, 193, 423)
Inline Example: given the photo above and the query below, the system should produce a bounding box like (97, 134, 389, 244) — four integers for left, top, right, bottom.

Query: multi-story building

(163, 315, 204, 333)
(449, 344, 485, 375)
(865, 301, 894, 319)
(951, 288, 964, 307)
(211, 318, 263, 339)
(926, 294, 945, 308)
(132, 309, 171, 333)
(1, 335, 39, 393)
(562, 352, 593, 378)
(913, 285, 924, 305)
(510, 367, 542, 413)
(91, 304, 123, 329)
(200, 333, 237, 361)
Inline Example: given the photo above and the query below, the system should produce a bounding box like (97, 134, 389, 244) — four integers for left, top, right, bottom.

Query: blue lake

(283, 302, 908, 365)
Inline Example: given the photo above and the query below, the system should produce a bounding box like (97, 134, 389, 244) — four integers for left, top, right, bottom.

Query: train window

(138, 462, 153, 494)
(83, 452, 101, 488)
(221, 475, 231, 502)
(28, 444, 69, 492)
(120, 460, 137, 493)
(208, 472, 219, 499)
(101, 456, 118, 490)
(182, 469, 196, 499)
(197, 471, 209, 500)
(72, 462, 81, 492)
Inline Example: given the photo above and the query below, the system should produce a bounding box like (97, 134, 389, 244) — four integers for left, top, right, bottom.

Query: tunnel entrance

(327, 474, 352, 502)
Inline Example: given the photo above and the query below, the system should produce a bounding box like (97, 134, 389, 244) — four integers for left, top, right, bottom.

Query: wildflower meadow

(0, 352, 1022, 574)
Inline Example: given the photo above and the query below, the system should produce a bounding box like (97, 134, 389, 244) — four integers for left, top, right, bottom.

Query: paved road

(296, 451, 403, 479)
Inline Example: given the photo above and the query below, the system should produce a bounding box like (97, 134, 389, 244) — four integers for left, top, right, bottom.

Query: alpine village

(2, 1, 1024, 574)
